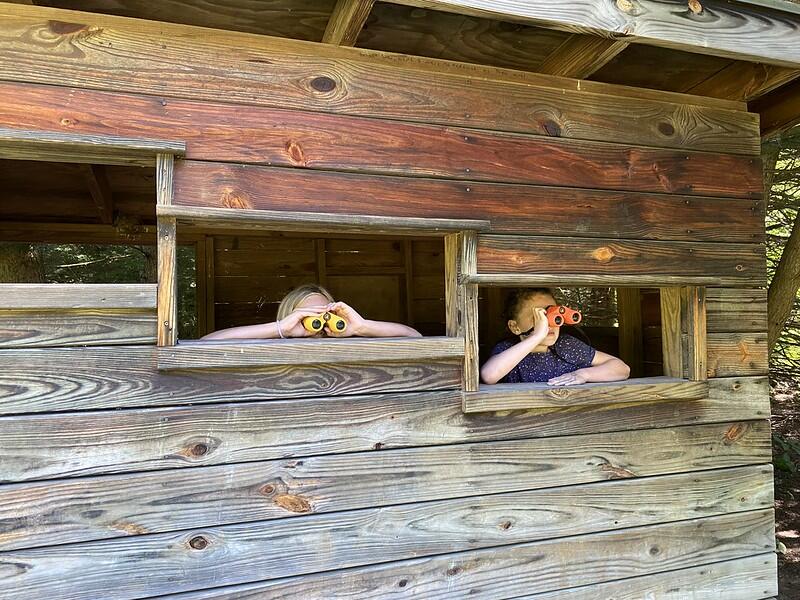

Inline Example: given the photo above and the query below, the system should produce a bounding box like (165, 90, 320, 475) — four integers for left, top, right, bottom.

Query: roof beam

(750, 78, 800, 138)
(80, 164, 114, 225)
(688, 62, 800, 102)
(322, 0, 375, 46)
(389, 0, 800, 68)
(537, 35, 629, 79)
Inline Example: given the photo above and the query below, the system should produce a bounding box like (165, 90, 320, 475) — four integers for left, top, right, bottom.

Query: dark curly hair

(502, 288, 558, 322)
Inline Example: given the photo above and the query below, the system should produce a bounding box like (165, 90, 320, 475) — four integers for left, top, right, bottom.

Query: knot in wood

(657, 121, 675, 137)
(221, 189, 251, 209)
(285, 140, 307, 166)
(688, 0, 703, 15)
(189, 442, 208, 457)
(189, 535, 209, 550)
(591, 246, 617, 263)
(310, 76, 337, 93)
(615, 0, 637, 14)
(274, 494, 312, 514)
(47, 20, 90, 35)
(724, 423, 748, 444)
(446, 566, 462, 577)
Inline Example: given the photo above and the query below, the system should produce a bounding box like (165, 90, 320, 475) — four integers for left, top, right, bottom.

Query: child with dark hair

(480, 288, 630, 386)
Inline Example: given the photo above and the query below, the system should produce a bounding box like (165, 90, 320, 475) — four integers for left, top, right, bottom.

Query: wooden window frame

(458, 279, 709, 414)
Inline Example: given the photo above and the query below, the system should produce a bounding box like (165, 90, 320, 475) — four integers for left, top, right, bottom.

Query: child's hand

(278, 307, 328, 338)
(528, 307, 550, 340)
(326, 301, 366, 337)
(547, 370, 588, 386)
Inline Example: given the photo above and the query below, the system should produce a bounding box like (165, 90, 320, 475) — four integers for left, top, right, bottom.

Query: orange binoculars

(302, 312, 347, 333)
(545, 305, 582, 327)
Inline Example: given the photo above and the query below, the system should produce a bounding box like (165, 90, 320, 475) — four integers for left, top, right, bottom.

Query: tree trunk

(0, 243, 44, 283)
(769, 210, 800, 350)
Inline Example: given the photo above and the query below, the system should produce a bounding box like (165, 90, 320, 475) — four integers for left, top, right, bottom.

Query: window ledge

(462, 377, 709, 413)
(157, 336, 464, 371)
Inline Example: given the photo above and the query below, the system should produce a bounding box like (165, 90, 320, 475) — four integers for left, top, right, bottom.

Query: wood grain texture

(465, 273, 729, 287)
(751, 76, 800, 138)
(688, 61, 800, 102)
(0, 347, 461, 414)
(158, 337, 464, 370)
(617, 287, 643, 377)
(0, 440, 771, 549)
(0, 6, 760, 154)
(685, 286, 708, 381)
(537, 34, 629, 78)
(158, 204, 489, 237)
(171, 160, 763, 241)
(707, 332, 769, 377)
(464, 377, 708, 413)
(157, 216, 177, 346)
(0, 126, 184, 166)
(0, 284, 155, 309)
(130, 553, 781, 600)
(0, 389, 771, 482)
(707, 287, 768, 333)
(322, 0, 374, 45)
(660, 286, 683, 378)
(0, 509, 772, 600)
(392, 0, 800, 67)
(476, 235, 766, 286)
(80, 163, 113, 224)
(0, 82, 763, 200)
(0, 309, 156, 348)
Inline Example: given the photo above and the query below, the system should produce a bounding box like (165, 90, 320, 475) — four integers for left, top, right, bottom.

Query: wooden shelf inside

(158, 336, 465, 370)
(462, 377, 709, 413)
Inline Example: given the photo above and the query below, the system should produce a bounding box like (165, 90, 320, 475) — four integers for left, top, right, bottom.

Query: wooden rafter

(688, 62, 800, 102)
(537, 34, 628, 79)
(80, 164, 114, 225)
(750, 77, 800, 138)
(322, 0, 375, 46)
(390, 0, 800, 68)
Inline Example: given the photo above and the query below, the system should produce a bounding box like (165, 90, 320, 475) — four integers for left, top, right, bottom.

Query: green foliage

(774, 432, 800, 473)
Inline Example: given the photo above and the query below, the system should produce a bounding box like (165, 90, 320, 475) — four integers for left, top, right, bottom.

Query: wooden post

(684, 286, 708, 381)
(461, 232, 479, 392)
(156, 153, 177, 346)
(444, 233, 462, 338)
(617, 288, 643, 378)
(659, 287, 683, 378)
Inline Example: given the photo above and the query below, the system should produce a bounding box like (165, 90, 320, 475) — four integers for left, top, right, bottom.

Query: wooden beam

(157, 336, 464, 370)
(660, 287, 683, 378)
(322, 0, 375, 46)
(0, 221, 157, 245)
(537, 35, 629, 79)
(461, 232, 479, 392)
(157, 204, 490, 237)
(0, 283, 155, 309)
(750, 77, 800, 138)
(463, 378, 708, 413)
(688, 62, 800, 102)
(684, 286, 708, 381)
(156, 216, 177, 346)
(79, 164, 114, 224)
(617, 287, 644, 378)
(392, 0, 800, 68)
(0, 127, 185, 166)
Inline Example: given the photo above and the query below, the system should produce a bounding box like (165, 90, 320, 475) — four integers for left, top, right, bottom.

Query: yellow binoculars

(302, 312, 347, 333)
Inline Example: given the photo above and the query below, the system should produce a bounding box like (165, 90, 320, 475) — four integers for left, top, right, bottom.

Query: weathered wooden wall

(0, 3, 775, 599)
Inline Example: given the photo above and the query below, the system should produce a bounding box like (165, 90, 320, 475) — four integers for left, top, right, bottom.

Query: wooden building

(0, 0, 798, 597)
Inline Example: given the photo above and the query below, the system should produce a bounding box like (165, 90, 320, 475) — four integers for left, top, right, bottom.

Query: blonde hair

(277, 283, 335, 321)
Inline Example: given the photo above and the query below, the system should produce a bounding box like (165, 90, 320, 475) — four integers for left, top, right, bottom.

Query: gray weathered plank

(0, 126, 184, 166)
(0, 310, 156, 347)
(158, 337, 465, 370)
(464, 377, 708, 413)
(0, 346, 461, 415)
(156, 552, 779, 600)
(0, 392, 771, 482)
(0, 284, 156, 309)
(0, 510, 774, 600)
(0, 435, 772, 549)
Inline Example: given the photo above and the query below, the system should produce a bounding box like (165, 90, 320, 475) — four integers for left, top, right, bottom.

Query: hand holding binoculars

(302, 311, 347, 333)
(545, 305, 582, 327)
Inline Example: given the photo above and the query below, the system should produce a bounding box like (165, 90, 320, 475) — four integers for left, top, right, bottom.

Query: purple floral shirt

(489, 334, 596, 383)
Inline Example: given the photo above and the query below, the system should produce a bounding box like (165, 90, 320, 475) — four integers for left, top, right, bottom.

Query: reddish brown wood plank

(0, 6, 760, 154)
(0, 83, 763, 198)
(171, 161, 762, 242)
(476, 235, 766, 286)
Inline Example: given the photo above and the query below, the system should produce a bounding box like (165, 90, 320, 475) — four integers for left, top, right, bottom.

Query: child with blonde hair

(202, 283, 421, 340)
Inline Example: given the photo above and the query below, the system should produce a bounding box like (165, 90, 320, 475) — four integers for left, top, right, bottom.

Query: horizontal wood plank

(393, 0, 800, 68)
(476, 235, 766, 286)
(152, 552, 780, 600)
(0, 346, 461, 414)
(0, 126, 184, 166)
(0, 83, 764, 202)
(0, 5, 760, 154)
(465, 273, 730, 287)
(463, 377, 708, 413)
(0, 284, 156, 309)
(707, 332, 769, 377)
(171, 160, 763, 241)
(0, 434, 771, 549)
(158, 337, 464, 370)
(0, 310, 156, 347)
(707, 287, 768, 333)
(157, 204, 490, 236)
(0, 509, 774, 600)
(0, 387, 771, 482)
